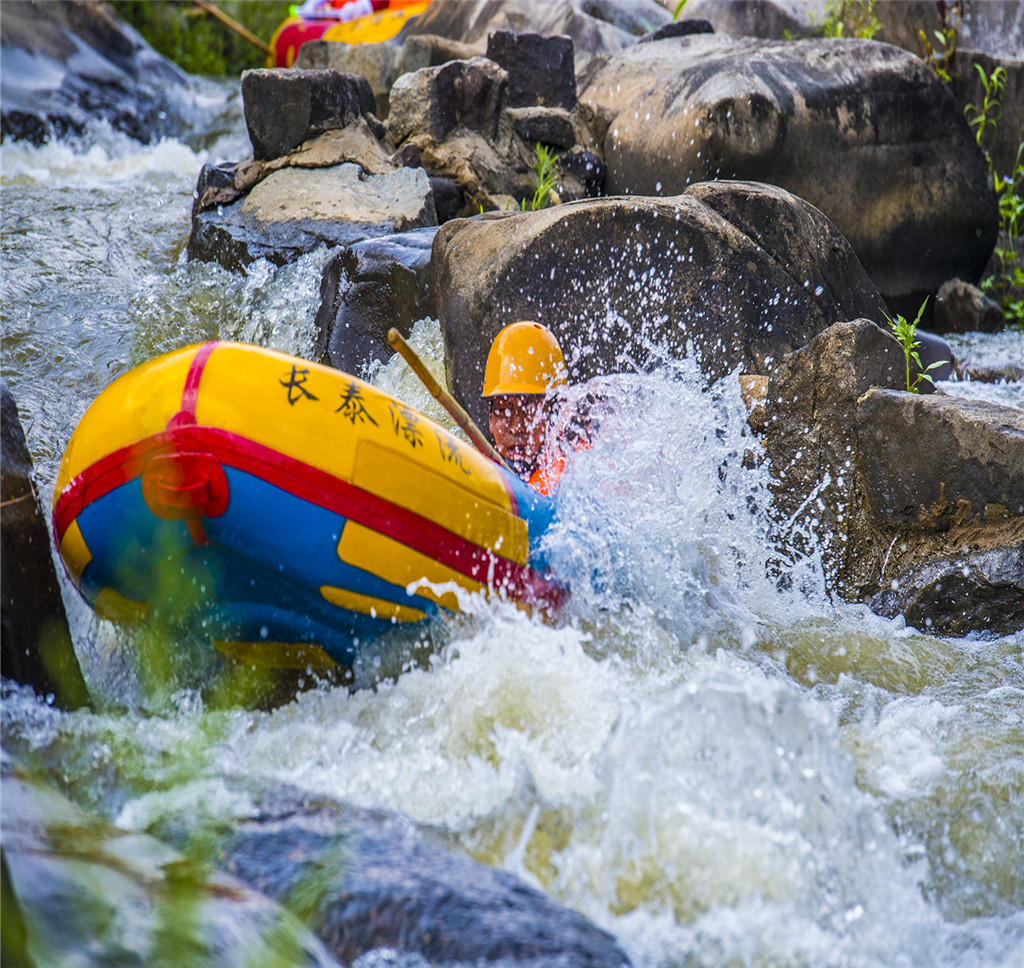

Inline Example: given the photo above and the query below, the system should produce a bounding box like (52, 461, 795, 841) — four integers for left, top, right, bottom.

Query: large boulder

(761, 321, 1024, 634)
(434, 181, 889, 428)
(1, 383, 90, 709)
(397, 0, 672, 67)
(0, 0, 188, 144)
(682, 0, 1024, 182)
(577, 34, 998, 317)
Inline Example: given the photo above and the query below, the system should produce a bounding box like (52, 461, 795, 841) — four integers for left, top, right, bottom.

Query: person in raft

(483, 321, 598, 496)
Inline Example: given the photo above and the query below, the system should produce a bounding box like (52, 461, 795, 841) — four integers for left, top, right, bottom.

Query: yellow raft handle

(386, 328, 514, 474)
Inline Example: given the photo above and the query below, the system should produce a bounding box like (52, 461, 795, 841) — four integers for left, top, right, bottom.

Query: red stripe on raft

(169, 341, 220, 428)
(52, 425, 563, 609)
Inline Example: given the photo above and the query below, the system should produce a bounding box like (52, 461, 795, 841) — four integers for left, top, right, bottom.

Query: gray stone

(435, 182, 889, 429)
(212, 786, 632, 968)
(241, 69, 377, 161)
(507, 106, 577, 148)
(313, 227, 438, 373)
(933, 278, 1004, 334)
(577, 35, 998, 315)
(486, 30, 577, 110)
(188, 164, 436, 270)
(869, 544, 1024, 638)
(856, 389, 1024, 526)
(1, 383, 90, 709)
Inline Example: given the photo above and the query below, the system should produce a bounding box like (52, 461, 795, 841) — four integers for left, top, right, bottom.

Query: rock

(1, 763, 343, 968)
(296, 33, 483, 118)
(577, 35, 998, 316)
(0, 0, 189, 144)
(762, 319, 913, 596)
(643, 19, 716, 41)
(933, 278, 1004, 334)
(386, 48, 597, 217)
(313, 227, 438, 372)
(188, 164, 437, 270)
(760, 322, 1024, 633)
(868, 545, 1024, 638)
(398, 0, 672, 67)
(1, 383, 90, 710)
(212, 786, 632, 968)
(241, 69, 378, 162)
(856, 390, 1024, 527)
(486, 30, 577, 109)
(388, 55, 509, 143)
(435, 181, 889, 429)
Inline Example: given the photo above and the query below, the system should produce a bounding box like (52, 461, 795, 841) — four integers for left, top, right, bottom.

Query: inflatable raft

(269, 0, 431, 68)
(52, 342, 563, 670)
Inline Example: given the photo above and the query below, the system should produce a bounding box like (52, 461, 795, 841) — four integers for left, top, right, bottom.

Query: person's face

(488, 394, 547, 464)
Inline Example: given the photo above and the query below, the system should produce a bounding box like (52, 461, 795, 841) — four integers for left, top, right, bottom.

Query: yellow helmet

(482, 321, 568, 397)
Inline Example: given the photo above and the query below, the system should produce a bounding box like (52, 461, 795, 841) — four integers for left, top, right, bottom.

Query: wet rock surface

(761, 321, 1024, 633)
(209, 786, 632, 968)
(435, 181, 889, 429)
(313, 227, 438, 372)
(577, 34, 997, 315)
(1, 383, 90, 710)
(0, 0, 189, 144)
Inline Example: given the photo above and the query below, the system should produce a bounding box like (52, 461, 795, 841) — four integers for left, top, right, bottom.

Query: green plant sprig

(917, 0, 962, 84)
(808, 0, 881, 40)
(885, 298, 943, 393)
(523, 143, 559, 211)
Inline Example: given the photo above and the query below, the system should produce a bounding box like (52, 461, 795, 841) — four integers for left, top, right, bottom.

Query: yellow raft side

(54, 348, 199, 499)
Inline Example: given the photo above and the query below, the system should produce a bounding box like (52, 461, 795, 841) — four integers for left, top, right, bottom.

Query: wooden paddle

(386, 328, 514, 473)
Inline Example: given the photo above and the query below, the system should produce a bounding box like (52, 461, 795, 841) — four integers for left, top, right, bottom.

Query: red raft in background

(269, 0, 431, 68)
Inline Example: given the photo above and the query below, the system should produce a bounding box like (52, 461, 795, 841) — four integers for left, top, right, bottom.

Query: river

(1, 80, 1022, 968)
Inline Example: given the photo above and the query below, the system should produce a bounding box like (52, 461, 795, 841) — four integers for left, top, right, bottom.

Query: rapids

(2, 84, 1022, 968)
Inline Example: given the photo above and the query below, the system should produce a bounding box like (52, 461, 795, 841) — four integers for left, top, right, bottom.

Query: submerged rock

(435, 181, 888, 429)
(1, 762, 342, 968)
(577, 34, 997, 316)
(1, 383, 90, 710)
(212, 786, 632, 968)
(0, 0, 188, 144)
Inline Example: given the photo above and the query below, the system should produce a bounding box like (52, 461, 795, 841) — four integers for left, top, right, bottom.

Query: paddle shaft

(192, 0, 272, 55)
(386, 328, 513, 473)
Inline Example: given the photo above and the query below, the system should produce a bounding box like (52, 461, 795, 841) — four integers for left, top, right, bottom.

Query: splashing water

(2, 104, 1023, 968)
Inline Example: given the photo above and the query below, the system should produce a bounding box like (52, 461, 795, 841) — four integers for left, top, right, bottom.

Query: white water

(2, 102, 1023, 968)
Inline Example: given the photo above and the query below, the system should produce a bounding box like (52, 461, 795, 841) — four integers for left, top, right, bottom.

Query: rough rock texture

(761, 322, 1024, 633)
(486, 30, 577, 110)
(296, 33, 482, 118)
(1, 383, 90, 709)
(868, 545, 1024, 638)
(188, 163, 436, 269)
(435, 181, 889, 429)
(0, 0, 188, 144)
(683, 0, 1023, 179)
(241, 69, 378, 162)
(856, 390, 1024, 526)
(933, 278, 1004, 335)
(313, 227, 438, 372)
(386, 48, 600, 216)
(577, 35, 998, 316)
(762, 319, 912, 597)
(397, 0, 672, 68)
(1, 763, 343, 968)
(214, 787, 632, 968)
